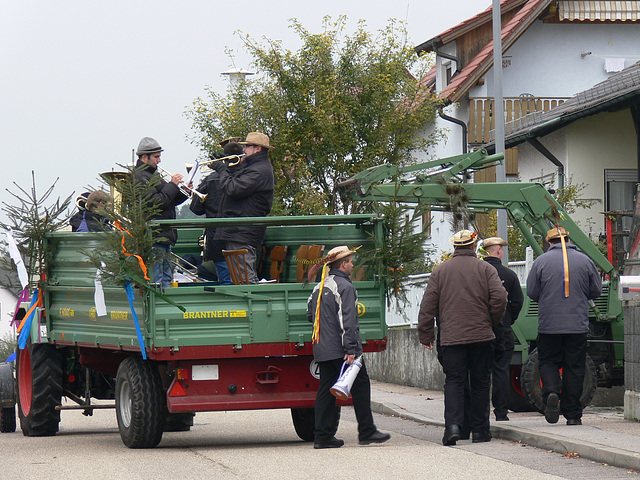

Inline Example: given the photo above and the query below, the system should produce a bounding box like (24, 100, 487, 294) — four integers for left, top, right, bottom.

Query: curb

(371, 400, 640, 471)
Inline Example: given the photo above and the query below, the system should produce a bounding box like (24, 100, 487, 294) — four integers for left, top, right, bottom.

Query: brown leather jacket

(418, 248, 507, 346)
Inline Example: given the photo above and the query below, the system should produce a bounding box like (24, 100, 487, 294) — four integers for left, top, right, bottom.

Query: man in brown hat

(482, 237, 524, 421)
(211, 132, 275, 283)
(306, 246, 390, 449)
(526, 226, 601, 425)
(418, 230, 507, 445)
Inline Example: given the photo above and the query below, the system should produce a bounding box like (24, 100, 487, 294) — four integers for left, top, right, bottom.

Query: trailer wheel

(17, 343, 63, 436)
(1, 407, 16, 433)
(521, 348, 597, 413)
(291, 407, 341, 442)
(508, 365, 536, 412)
(0, 362, 17, 432)
(163, 412, 195, 432)
(115, 357, 165, 448)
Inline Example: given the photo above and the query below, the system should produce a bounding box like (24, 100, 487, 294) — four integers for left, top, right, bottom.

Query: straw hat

(483, 237, 508, 248)
(449, 230, 478, 246)
(239, 132, 274, 149)
(546, 226, 569, 242)
(307, 245, 360, 282)
(325, 246, 359, 263)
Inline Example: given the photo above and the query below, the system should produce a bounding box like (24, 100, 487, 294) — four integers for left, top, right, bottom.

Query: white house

(414, 0, 640, 256)
(0, 286, 18, 342)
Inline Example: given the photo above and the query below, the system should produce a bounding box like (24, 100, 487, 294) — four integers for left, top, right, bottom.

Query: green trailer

(13, 215, 387, 447)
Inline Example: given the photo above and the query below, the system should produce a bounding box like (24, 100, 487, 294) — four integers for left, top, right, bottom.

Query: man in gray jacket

(526, 226, 602, 425)
(307, 246, 390, 449)
(419, 230, 507, 446)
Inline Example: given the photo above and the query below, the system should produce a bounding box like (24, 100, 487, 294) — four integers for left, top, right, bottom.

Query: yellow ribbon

(558, 226, 570, 297)
(312, 263, 330, 344)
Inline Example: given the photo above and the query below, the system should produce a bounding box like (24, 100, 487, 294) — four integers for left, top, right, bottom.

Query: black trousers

(492, 346, 513, 418)
(315, 358, 377, 442)
(441, 341, 493, 433)
(537, 333, 587, 420)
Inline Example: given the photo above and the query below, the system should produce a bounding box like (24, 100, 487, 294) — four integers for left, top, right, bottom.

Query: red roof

(438, 0, 526, 45)
(418, 0, 553, 103)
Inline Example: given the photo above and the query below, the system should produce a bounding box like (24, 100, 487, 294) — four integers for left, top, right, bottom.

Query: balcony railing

(468, 96, 568, 144)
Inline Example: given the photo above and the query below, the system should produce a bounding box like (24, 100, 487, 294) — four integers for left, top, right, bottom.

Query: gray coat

(526, 243, 602, 334)
(306, 269, 362, 362)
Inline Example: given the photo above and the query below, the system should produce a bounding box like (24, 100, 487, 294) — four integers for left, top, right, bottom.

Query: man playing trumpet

(134, 136, 189, 289)
(189, 140, 245, 285)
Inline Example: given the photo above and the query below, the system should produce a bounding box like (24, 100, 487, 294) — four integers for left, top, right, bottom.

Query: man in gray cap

(482, 237, 524, 422)
(134, 137, 188, 288)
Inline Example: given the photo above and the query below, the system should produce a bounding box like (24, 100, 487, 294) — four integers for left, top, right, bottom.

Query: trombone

(157, 166, 207, 202)
(186, 153, 244, 173)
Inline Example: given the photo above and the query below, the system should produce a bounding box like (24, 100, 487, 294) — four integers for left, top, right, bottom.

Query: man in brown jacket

(418, 230, 507, 446)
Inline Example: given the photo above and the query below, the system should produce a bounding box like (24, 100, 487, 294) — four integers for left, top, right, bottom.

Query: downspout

(526, 137, 565, 189)
(431, 38, 461, 78)
(632, 105, 640, 183)
(439, 110, 468, 154)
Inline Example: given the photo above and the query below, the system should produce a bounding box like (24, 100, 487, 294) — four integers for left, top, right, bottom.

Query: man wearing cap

(482, 237, 524, 422)
(306, 246, 390, 449)
(526, 226, 601, 425)
(418, 230, 507, 445)
(190, 141, 245, 285)
(211, 132, 274, 284)
(133, 137, 188, 288)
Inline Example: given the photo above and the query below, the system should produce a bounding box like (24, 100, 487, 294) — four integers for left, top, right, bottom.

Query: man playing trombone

(210, 132, 275, 284)
(134, 136, 189, 289)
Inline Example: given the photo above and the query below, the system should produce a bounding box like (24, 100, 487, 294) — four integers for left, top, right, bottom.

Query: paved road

(0, 406, 636, 479)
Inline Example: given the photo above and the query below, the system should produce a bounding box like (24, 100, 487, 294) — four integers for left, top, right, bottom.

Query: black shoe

(495, 415, 509, 421)
(442, 425, 461, 446)
(359, 430, 391, 445)
(566, 418, 582, 426)
(472, 430, 492, 443)
(314, 437, 344, 449)
(544, 393, 560, 424)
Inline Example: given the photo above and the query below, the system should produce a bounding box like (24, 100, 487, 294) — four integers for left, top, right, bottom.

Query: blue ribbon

(124, 282, 147, 360)
(18, 288, 38, 350)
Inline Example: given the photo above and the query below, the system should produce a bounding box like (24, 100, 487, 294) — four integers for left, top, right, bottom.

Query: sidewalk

(370, 380, 640, 471)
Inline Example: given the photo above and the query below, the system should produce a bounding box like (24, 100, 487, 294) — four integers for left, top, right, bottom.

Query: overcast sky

(0, 0, 489, 222)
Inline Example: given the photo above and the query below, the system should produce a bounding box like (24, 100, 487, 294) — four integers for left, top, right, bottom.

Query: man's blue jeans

(153, 244, 173, 289)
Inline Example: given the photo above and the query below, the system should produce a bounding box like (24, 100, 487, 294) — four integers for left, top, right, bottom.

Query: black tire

(163, 412, 195, 432)
(1, 406, 16, 433)
(291, 407, 341, 442)
(508, 365, 536, 412)
(16, 343, 63, 436)
(115, 357, 165, 448)
(521, 348, 597, 413)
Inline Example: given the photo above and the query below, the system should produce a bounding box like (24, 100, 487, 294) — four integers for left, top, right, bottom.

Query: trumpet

(186, 153, 245, 173)
(157, 166, 208, 202)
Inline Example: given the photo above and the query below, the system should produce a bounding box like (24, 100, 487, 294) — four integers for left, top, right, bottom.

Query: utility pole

(493, 0, 508, 263)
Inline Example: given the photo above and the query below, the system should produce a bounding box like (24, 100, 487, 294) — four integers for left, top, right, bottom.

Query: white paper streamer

(5, 228, 29, 289)
(94, 262, 107, 317)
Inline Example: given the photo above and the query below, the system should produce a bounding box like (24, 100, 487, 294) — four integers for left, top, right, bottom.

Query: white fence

(385, 248, 533, 328)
